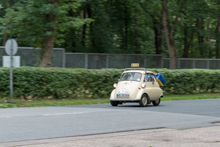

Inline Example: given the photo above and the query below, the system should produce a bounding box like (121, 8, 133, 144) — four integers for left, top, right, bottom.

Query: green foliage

(0, 0, 92, 48)
(1, 0, 220, 59)
(0, 67, 122, 99)
(152, 68, 220, 94)
(0, 67, 220, 100)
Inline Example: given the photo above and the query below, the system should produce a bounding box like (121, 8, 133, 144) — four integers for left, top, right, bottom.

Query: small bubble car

(110, 64, 164, 107)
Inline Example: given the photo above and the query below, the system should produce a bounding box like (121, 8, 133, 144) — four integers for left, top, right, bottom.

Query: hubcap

(155, 99, 159, 104)
(142, 97, 147, 105)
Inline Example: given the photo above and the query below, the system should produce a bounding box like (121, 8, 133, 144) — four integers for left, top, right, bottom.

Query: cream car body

(110, 69, 163, 106)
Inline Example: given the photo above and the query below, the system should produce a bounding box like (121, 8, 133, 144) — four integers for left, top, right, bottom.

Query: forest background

(0, 0, 220, 69)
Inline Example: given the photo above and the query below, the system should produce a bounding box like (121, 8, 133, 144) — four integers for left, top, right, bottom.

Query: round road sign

(5, 39, 18, 56)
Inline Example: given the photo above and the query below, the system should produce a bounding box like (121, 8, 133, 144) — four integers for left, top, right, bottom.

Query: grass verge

(0, 93, 220, 108)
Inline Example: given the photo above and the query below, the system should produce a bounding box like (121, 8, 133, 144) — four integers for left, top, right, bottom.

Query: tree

(0, 0, 17, 46)
(2, 0, 220, 68)
(139, 0, 164, 54)
(2, 0, 9, 46)
(162, 0, 185, 69)
(0, 0, 92, 67)
(39, 0, 59, 67)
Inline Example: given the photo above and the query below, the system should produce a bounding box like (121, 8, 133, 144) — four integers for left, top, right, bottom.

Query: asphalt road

(0, 99, 220, 143)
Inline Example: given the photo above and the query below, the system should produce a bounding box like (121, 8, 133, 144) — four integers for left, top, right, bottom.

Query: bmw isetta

(110, 64, 165, 107)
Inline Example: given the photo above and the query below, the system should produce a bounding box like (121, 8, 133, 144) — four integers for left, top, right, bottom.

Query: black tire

(111, 101, 119, 106)
(152, 98, 160, 106)
(139, 94, 148, 107)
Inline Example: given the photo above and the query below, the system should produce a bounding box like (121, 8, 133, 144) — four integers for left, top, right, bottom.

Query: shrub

(0, 67, 122, 99)
(152, 68, 220, 94)
(0, 67, 219, 99)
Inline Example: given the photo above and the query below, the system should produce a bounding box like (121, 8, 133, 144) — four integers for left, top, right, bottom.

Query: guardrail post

(207, 60, 210, 69)
(63, 49, 65, 68)
(85, 54, 88, 69)
(177, 58, 180, 69)
(126, 55, 128, 67)
(144, 57, 146, 68)
(193, 60, 195, 68)
(106, 55, 109, 68)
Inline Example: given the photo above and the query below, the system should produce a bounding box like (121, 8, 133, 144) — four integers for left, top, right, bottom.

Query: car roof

(123, 70, 154, 74)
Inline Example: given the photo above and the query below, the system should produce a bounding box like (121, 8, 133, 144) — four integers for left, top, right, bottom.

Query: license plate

(117, 94, 129, 98)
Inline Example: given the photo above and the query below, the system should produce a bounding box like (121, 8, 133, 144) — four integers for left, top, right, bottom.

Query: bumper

(110, 98, 140, 102)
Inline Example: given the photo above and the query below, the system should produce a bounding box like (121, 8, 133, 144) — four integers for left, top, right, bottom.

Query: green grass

(162, 93, 220, 101)
(0, 93, 220, 108)
(0, 99, 110, 108)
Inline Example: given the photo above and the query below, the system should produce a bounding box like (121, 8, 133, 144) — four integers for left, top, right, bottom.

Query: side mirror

(118, 79, 121, 82)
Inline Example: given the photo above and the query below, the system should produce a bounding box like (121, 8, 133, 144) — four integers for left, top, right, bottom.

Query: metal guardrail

(164, 58, 220, 69)
(0, 46, 220, 69)
(0, 46, 65, 67)
(65, 53, 163, 69)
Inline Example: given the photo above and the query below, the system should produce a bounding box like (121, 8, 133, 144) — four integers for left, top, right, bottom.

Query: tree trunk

(206, 2, 212, 57)
(197, 18, 204, 57)
(162, 0, 177, 69)
(216, 19, 220, 59)
(183, 15, 194, 59)
(81, 8, 86, 46)
(124, 4, 128, 51)
(153, 20, 163, 54)
(138, 1, 163, 54)
(183, 24, 188, 58)
(87, 2, 95, 51)
(206, 14, 211, 57)
(39, 0, 59, 68)
(135, 6, 139, 54)
(154, 24, 159, 54)
(197, 19, 204, 44)
(183, 27, 194, 58)
(69, 8, 76, 51)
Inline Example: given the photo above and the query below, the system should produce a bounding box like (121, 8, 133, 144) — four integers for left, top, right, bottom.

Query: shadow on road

(64, 103, 165, 110)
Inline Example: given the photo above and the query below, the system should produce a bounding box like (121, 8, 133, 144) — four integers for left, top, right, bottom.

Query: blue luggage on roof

(155, 73, 166, 86)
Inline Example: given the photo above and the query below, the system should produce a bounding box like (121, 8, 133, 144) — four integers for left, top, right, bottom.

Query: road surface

(0, 99, 220, 143)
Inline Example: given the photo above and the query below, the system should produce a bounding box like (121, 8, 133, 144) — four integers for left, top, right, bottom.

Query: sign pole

(10, 39, 14, 103)
(5, 39, 18, 104)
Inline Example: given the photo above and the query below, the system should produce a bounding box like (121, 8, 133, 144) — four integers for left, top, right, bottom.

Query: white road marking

(43, 112, 87, 116)
(1, 117, 12, 118)
(0, 112, 90, 119)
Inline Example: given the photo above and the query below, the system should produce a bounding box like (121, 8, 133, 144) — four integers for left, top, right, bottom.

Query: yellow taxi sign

(131, 63, 139, 67)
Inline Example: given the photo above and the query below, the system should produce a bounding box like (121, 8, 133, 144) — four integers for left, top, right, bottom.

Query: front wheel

(111, 101, 119, 106)
(139, 94, 148, 107)
(152, 98, 160, 106)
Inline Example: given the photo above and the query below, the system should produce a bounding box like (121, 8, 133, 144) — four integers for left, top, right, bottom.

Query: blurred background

(0, 0, 220, 69)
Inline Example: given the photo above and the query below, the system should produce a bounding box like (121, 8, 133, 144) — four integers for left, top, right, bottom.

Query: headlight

(113, 83, 117, 88)
(141, 83, 146, 88)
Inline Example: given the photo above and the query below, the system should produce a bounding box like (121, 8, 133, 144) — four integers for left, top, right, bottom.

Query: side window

(144, 74, 150, 82)
(150, 74, 156, 82)
(145, 74, 156, 82)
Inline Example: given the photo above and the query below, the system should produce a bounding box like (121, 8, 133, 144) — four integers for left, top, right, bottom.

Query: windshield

(120, 72, 142, 82)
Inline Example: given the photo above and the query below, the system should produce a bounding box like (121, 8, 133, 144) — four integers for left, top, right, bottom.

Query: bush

(0, 67, 219, 99)
(152, 68, 220, 94)
(0, 67, 122, 99)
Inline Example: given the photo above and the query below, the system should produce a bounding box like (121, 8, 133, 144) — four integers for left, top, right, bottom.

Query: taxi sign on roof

(131, 63, 139, 67)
